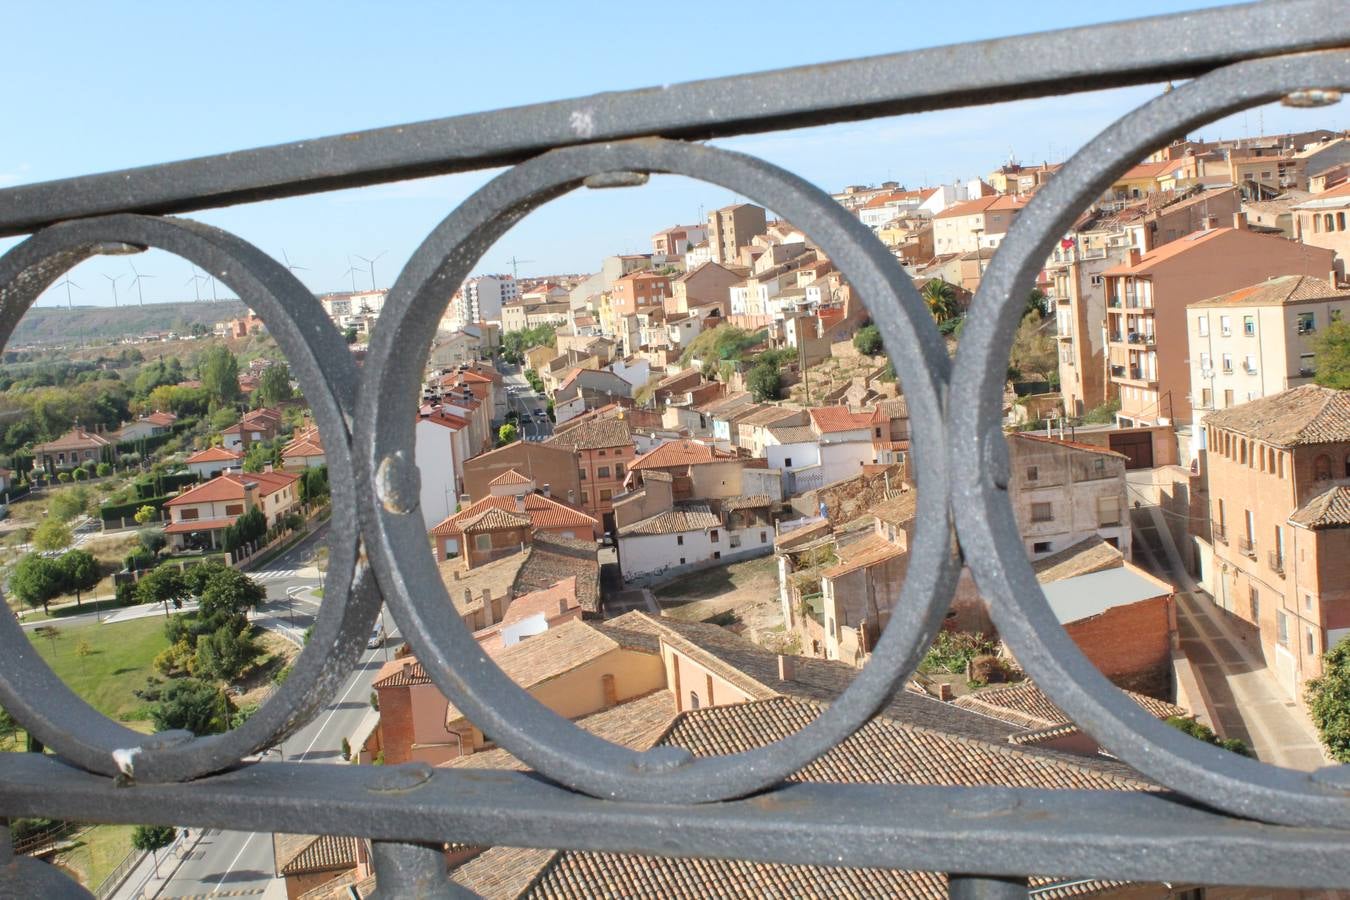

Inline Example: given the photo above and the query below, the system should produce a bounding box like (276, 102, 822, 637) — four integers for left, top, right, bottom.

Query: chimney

(482, 589, 495, 625)
(541, 482, 551, 498)
(491, 592, 505, 624)
(601, 673, 618, 708)
(464, 588, 473, 606)
(1233, 211, 1247, 231)
(777, 654, 796, 681)
(936, 682, 954, 702)
(514, 493, 526, 512)
(1127, 247, 1142, 267)
(1202, 214, 1218, 231)
(401, 661, 412, 679)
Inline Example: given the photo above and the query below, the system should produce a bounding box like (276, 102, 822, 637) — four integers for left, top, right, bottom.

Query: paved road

(113, 523, 401, 899)
(1130, 505, 1327, 770)
(500, 362, 554, 441)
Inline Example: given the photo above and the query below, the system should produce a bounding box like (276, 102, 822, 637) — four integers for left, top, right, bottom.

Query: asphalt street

(500, 362, 554, 440)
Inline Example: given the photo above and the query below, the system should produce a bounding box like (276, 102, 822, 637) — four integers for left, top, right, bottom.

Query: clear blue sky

(3, 1, 1345, 308)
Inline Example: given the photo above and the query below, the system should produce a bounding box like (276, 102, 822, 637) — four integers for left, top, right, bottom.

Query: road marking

(299, 649, 376, 758)
(164, 890, 264, 899)
(210, 833, 259, 896)
(250, 568, 299, 581)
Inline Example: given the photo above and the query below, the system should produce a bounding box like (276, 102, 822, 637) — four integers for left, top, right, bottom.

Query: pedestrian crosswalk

(249, 568, 300, 582)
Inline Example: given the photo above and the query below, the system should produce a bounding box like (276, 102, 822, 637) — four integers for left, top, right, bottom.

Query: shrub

(1165, 716, 1253, 757)
(56, 471, 71, 483)
(95, 462, 112, 478)
(968, 654, 1009, 686)
(72, 467, 88, 481)
(131, 825, 177, 853)
(115, 580, 138, 606)
(921, 631, 997, 674)
(370, 691, 379, 711)
(853, 324, 883, 356)
(340, 737, 351, 761)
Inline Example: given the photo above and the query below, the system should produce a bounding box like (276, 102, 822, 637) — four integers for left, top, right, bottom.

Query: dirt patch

(234, 630, 301, 709)
(652, 555, 783, 640)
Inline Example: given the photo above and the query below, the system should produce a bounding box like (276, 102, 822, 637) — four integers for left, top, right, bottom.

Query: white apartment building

(1186, 275, 1350, 418)
(451, 275, 518, 327)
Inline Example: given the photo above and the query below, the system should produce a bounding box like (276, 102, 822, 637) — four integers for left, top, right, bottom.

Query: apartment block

(1101, 224, 1335, 427)
(1293, 182, 1350, 282)
(1187, 275, 1350, 417)
(707, 203, 767, 265)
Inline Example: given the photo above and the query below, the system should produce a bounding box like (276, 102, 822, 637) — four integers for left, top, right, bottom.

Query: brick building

(544, 412, 635, 533)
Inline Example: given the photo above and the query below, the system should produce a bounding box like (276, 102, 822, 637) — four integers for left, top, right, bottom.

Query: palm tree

(921, 279, 959, 324)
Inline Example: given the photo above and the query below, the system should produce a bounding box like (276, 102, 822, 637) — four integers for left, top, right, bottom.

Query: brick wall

(374, 682, 415, 765)
(1064, 594, 1174, 697)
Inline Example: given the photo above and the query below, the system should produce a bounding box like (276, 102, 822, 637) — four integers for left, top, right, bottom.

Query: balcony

(1269, 550, 1286, 577)
(1240, 536, 1258, 559)
(1213, 523, 1227, 544)
(0, 6, 1345, 899)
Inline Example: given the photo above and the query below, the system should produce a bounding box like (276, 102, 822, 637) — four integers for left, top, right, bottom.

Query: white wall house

(414, 413, 467, 528)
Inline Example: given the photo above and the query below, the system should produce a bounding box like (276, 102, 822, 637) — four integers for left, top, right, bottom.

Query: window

(1221, 353, 1233, 373)
(1026, 466, 1039, 482)
(729, 534, 741, 548)
(1298, 312, 1316, 335)
(761, 531, 768, 543)
(1249, 586, 1260, 621)
(1341, 212, 1348, 231)
(1201, 388, 1213, 408)
(1276, 610, 1289, 647)
(1306, 593, 1314, 612)
(580, 491, 589, 504)
(1220, 315, 1232, 337)
(1093, 457, 1106, 474)
(578, 468, 587, 480)
(1243, 315, 1255, 336)
(1307, 626, 1317, 656)
(679, 557, 686, 565)
(225, 504, 244, 516)
(1197, 316, 1209, 337)
(1031, 502, 1053, 522)
(180, 508, 199, 521)
(783, 457, 793, 468)
(713, 550, 721, 560)
(1032, 541, 1052, 554)
(474, 534, 492, 552)
(710, 529, 720, 543)
(615, 463, 625, 478)
(597, 449, 606, 457)
(689, 691, 700, 710)
(599, 489, 612, 501)
(677, 535, 684, 545)
(1199, 351, 1211, 371)
(1097, 495, 1122, 527)
(1223, 388, 1234, 407)
(596, 466, 610, 479)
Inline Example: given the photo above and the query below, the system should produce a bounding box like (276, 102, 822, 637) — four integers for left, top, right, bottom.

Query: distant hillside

(12, 301, 249, 346)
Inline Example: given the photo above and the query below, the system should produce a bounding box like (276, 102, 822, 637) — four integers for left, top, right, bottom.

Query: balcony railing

(1213, 523, 1227, 544)
(1, 4, 1348, 898)
(1240, 536, 1258, 559)
(1269, 550, 1286, 577)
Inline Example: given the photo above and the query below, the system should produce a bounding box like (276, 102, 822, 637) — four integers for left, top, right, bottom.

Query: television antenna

(103, 273, 121, 308)
(354, 251, 387, 291)
(55, 275, 81, 309)
(505, 256, 535, 280)
(128, 262, 155, 306)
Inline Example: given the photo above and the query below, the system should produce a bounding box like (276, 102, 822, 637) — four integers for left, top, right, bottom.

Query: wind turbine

(103, 273, 121, 308)
(281, 249, 309, 277)
(505, 256, 535, 280)
(128, 262, 155, 306)
(203, 271, 221, 302)
(342, 255, 365, 293)
(185, 266, 206, 302)
(354, 251, 386, 291)
(56, 275, 81, 309)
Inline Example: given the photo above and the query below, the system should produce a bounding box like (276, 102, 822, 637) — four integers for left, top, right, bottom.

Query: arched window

(1315, 454, 1332, 480)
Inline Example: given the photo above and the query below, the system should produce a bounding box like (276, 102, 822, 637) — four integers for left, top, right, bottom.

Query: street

(499, 361, 554, 441)
(111, 522, 401, 899)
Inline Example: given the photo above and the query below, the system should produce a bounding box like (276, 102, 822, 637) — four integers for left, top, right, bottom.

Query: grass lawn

(27, 616, 169, 728)
(652, 554, 777, 601)
(56, 824, 136, 892)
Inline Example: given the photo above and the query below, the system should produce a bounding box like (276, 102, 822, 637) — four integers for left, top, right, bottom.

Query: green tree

(9, 554, 65, 613)
(497, 423, 519, 446)
(209, 406, 240, 432)
(853, 324, 883, 356)
(922, 279, 959, 323)
(150, 678, 231, 735)
(59, 549, 100, 606)
(299, 466, 329, 505)
(746, 364, 781, 402)
(1307, 636, 1350, 762)
(1313, 319, 1350, 390)
(255, 363, 294, 407)
(1009, 312, 1057, 384)
(198, 568, 265, 630)
(138, 528, 166, 557)
(134, 504, 157, 525)
(1026, 288, 1048, 320)
(343, 326, 358, 344)
(48, 486, 91, 522)
(194, 623, 257, 682)
(199, 345, 241, 407)
(1165, 715, 1254, 757)
(32, 518, 72, 553)
(131, 824, 177, 853)
(136, 566, 190, 613)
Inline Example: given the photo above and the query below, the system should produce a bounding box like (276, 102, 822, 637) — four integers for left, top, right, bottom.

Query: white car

(367, 623, 385, 649)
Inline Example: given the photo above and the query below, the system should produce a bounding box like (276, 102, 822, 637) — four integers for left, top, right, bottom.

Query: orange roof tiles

(808, 406, 875, 434)
(165, 470, 299, 507)
(185, 446, 243, 464)
(489, 469, 534, 487)
(429, 492, 596, 536)
(629, 439, 734, 470)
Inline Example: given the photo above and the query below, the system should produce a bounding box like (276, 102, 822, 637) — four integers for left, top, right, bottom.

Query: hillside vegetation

(12, 301, 248, 346)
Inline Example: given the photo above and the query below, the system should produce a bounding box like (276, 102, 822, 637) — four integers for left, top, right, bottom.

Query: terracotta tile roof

(34, 427, 112, 452)
(165, 470, 298, 507)
(694, 391, 753, 416)
(722, 494, 773, 511)
(164, 516, 237, 534)
(459, 506, 534, 534)
(618, 500, 721, 537)
(1204, 384, 1350, 446)
(629, 439, 734, 470)
(430, 493, 596, 536)
(1190, 275, 1349, 308)
(489, 469, 534, 487)
(273, 833, 359, 876)
(822, 533, 903, 578)
(1101, 226, 1235, 275)
(281, 426, 325, 459)
(184, 446, 242, 464)
(932, 193, 1029, 220)
(372, 657, 431, 689)
(736, 405, 804, 428)
(954, 680, 1186, 733)
(142, 411, 178, 427)
(512, 536, 601, 615)
(1032, 537, 1124, 582)
(544, 416, 632, 451)
(445, 619, 619, 724)
(1012, 433, 1127, 459)
(1290, 485, 1350, 530)
(809, 406, 874, 434)
(1294, 180, 1350, 206)
(774, 518, 832, 550)
(767, 424, 816, 444)
(872, 488, 918, 526)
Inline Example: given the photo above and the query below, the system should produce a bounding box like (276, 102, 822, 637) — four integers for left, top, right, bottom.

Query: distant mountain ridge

(11, 301, 250, 345)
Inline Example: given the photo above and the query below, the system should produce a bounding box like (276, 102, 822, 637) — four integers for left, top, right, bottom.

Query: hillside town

(5, 112, 1350, 896)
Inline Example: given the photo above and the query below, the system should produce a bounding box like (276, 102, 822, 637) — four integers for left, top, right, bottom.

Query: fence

(0, 3, 1348, 897)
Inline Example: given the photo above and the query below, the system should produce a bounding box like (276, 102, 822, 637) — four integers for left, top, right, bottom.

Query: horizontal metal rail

(0, 0, 1346, 236)
(1, 754, 1348, 891)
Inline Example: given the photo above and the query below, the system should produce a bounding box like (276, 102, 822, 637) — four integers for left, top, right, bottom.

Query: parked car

(367, 623, 385, 649)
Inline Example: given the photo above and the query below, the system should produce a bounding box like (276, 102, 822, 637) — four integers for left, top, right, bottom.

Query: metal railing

(1, 2, 1349, 897)
(1269, 550, 1286, 578)
(1240, 536, 1258, 559)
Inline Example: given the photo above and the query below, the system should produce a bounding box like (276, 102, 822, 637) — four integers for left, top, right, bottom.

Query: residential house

(280, 425, 326, 471)
(807, 407, 877, 487)
(1187, 276, 1350, 420)
(429, 471, 597, 563)
(668, 261, 745, 317)
(609, 271, 672, 318)
(449, 274, 517, 328)
(115, 411, 177, 442)
(33, 427, 112, 471)
(734, 405, 808, 457)
(1242, 191, 1311, 238)
(1006, 433, 1131, 560)
(414, 408, 471, 528)
(162, 469, 300, 551)
(552, 368, 633, 425)
(1101, 224, 1335, 427)
(1201, 385, 1350, 703)
(184, 446, 242, 480)
(272, 834, 371, 900)
(220, 408, 283, 452)
(462, 440, 581, 507)
(1050, 239, 1135, 416)
(1293, 181, 1350, 282)
(543, 413, 636, 533)
(932, 194, 1028, 256)
(651, 223, 707, 257)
